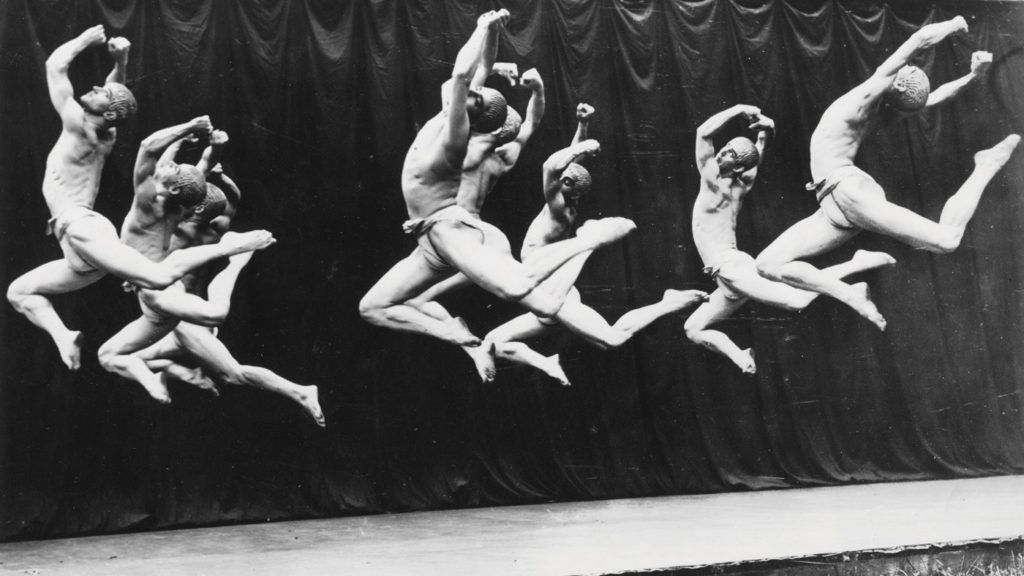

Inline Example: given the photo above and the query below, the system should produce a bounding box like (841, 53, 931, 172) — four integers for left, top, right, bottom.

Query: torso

(809, 80, 884, 180)
(692, 174, 750, 265)
(521, 205, 575, 261)
(457, 136, 508, 216)
(170, 220, 222, 295)
(120, 179, 187, 264)
(402, 113, 464, 220)
(42, 123, 115, 216)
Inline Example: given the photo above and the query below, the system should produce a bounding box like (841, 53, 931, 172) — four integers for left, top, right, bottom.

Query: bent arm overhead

(46, 25, 106, 123)
(874, 16, 967, 80)
(444, 11, 507, 163)
(695, 104, 760, 175)
(135, 116, 212, 186)
(105, 37, 130, 85)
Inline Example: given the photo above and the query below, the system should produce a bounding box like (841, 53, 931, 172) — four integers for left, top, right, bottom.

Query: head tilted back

(719, 136, 759, 174)
(102, 82, 137, 125)
(470, 87, 508, 133)
(493, 106, 522, 145)
(562, 162, 592, 195)
(169, 164, 207, 208)
(886, 65, 931, 112)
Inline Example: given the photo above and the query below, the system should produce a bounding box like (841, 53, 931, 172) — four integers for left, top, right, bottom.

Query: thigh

(174, 322, 241, 377)
(839, 188, 946, 250)
(65, 217, 161, 280)
(135, 333, 185, 362)
(362, 249, 454, 307)
(412, 273, 473, 304)
(757, 209, 860, 264)
(8, 258, 105, 295)
(487, 312, 554, 343)
(684, 288, 748, 331)
(719, 255, 811, 308)
(101, 315, 177, 356)
(429, 222, 531, 294)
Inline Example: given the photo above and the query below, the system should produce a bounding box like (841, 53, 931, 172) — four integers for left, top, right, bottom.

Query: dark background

(2, 0, 1024, 542)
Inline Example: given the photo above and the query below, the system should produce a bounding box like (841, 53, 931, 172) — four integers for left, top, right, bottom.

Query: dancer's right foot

(846, 282, 886, 331)
(465, 341, 497, 383)
(851, 249, 897, 270)
(219, 230, 277, 255)
(541, 354, 570, 386)
(296, 385, 326, 428)
(731, 348, 756, 375)
(576, 217, 636, 249)
(443, 316, 482, 347)
(138, 377, 172, 404)
(662, 289, 709, 312)
(56, 330, 84, 371)
(974, 134, 1021, 172)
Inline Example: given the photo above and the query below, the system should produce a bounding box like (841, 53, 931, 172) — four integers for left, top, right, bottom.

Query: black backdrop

(2, 0, 1024, 542)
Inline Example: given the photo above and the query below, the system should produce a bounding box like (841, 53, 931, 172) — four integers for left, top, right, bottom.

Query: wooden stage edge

(2, 475, 1024, 576)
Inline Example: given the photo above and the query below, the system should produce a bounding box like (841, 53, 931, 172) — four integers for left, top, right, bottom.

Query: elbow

(451, 69, 473, 85)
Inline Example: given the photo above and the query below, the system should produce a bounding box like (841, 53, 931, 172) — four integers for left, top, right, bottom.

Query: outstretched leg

(755, 209, 885, 330)
(359, 250, 481, 346)
(684, 289, 754, 373)
(97, 314, 177, 403)
(485, 314, 569, 385)
(173, 323, 326, 427)
(7, 259, 104, 369)
(842, 135, 1020, 253)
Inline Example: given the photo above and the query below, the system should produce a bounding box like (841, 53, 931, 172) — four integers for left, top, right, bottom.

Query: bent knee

(358, 294, 388, 324)
(755, 255, 784, 280)
(6, 281, 28, 308)
(929, 231, 961, 254)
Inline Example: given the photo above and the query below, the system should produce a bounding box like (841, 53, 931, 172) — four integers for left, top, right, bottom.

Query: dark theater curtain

(2, 0, 1024, 541)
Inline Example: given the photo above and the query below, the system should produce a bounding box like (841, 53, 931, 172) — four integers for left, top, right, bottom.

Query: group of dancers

(7, 11, 1021, 429)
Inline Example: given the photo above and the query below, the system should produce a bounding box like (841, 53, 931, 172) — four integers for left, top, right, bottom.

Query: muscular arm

(875, 17, 967, 79)
(542, 139, 599, 222)
(571, 104, 591, 147)
(444, 11, 507, 164)
(497, 69, 545, 165)
(105, 37, 130, 85)
(134, 116, 211, 187)
(197, 131, 229, 175)
(695, 104, 759, 180)
(926, 51, 991, 107)
(470, 33, 500, 89)
(46, 25, 105, 124)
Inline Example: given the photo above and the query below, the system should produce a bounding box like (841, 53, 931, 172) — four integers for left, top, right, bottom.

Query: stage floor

(2, 475, 1023, 576)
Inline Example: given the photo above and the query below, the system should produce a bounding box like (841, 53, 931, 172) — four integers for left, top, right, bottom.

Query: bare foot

(541, 354, 570, 386)
(846, 282, 886, 331)
(180, 368, 220, 397)
(464, 341, 496, 383)
(297, 385, 326, 428)
(974, 134, 1021, 171)
(662, 289, 709, 312)
(576, 217, 637, 249)
(444, 317, 481, 347)
(219, 230, 277, 255)
(733, 348, 756, 375)
(138, 377, 172, 404)
(851, 249, 897, 270)
(56, 331, 84, 371)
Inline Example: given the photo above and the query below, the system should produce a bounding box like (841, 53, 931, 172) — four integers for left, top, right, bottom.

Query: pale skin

(359, 10, 635, 350)
(477, 110, 705, 385)
(6, 27, 272, 370)
(127, 174, 325, 426)
(684, 105, 896, 374)
(755, 17, 1020, 331)
(97, 131, 276, 402)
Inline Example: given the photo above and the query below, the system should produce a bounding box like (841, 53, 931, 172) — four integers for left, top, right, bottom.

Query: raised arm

(926, 50, 991, 107)
(695, 104, 760, 176)
(46, 25, 106, 123)
(105, 37, 130, 85)
(571, 103, 593, 146)
(443, 10, 508, 162)
(134, 116, 213, 186)
(469, 33, 502, 89)
(542, 139, 599, 220)
(496, 68, 545, 165)
(197, 130, 229, 175)
(742, 113, 774, 183)
(874, 16, 968, 80)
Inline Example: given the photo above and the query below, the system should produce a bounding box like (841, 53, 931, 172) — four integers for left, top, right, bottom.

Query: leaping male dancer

(684, 105, 895, 374)
(127, 167, 325, 426)
(7, 25, 267, 370)
(479, 105, 707, 385)
(97, 125, 275, 402)
(755, 16, 1019, 329)
(359, 10, 634, 351)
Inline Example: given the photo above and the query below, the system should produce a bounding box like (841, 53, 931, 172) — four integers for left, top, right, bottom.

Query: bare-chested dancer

(97, 126, 275, 402)
(477, 106, 706, 385)
(755, 17, 1020, 330)
(684, 105, 895, 374)
(128, 167, 325, 426)
(359, 10, 634, 351)
(6, 26, 267, 370)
